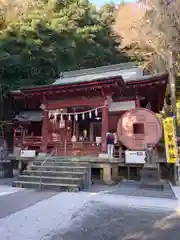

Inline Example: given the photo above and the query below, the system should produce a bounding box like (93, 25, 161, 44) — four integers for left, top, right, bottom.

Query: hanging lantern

(82, 113, 85, 120)
(95, 108, 98, 116)
(59, 119, 65, 129)
(48, 111, 51, 119)
(54, 113, 58, 120)
(60, 114, 63, 120)
(68, 114, 71, 121)
(89, 111, 92, 119)
(75, 114, 78, 121)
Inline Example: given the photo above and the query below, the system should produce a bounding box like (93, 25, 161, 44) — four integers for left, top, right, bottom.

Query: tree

(114, 3, 148, 68)
(116, 1, 180, 131)
(0, 84, 14, 150)
(0, 0, 129, 90)
(114, 1, 180, 73)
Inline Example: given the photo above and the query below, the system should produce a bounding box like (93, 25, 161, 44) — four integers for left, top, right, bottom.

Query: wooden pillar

(89, 122, 94, 142)
(41, 109, 49, 152)
(135, 96, 141, 108)
(75, 121, 79, 139)
(66, 120, 72, 141)
(100, 168, 103, 181)
(101, 105, 109, 152)
(157, 95, 161, 112)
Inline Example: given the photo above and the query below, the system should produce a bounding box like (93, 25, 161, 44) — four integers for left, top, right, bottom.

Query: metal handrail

(39, 149, 56, 189)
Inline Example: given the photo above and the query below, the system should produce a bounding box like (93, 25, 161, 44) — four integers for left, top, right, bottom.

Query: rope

(49, 104, 108, 116)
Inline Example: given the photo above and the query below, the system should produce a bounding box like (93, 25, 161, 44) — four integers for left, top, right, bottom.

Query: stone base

(140, 164, 164, 191)
(102, 164, 115, 185)
(104, 180, 115, 185)
(98, 153, 109, 159)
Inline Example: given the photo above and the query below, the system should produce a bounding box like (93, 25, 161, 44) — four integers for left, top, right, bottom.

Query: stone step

(32, 161, 89, 167)
(35, 157, 82, 162)
(30, 165, 88, 172)
(23, 170, 84, 178)
(13, 181, 80, 191)
(19, 175, 83, 185)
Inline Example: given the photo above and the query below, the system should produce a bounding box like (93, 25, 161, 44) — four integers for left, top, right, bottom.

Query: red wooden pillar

(101, 105, 109, 152)
(66, 120, 72, 141)
(135, 97, 141, 108)
(75, 121, 79, 139)
(41, 109, 49, 152)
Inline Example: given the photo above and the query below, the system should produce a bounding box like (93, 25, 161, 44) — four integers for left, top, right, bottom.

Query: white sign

(96, 137, 102, 145)
(20, 150, 36, 158)
(125, 150, 146, 164)
(109, 101, 135, 112)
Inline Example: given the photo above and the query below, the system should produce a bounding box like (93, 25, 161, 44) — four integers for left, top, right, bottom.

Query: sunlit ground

(50, 201, 180, 240)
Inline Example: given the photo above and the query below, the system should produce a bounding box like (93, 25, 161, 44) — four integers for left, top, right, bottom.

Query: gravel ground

(84, 181, 176, 199)
(50, 201, 180, 240)
(0, 179, 178, 240)
(107, 181, 176, 199)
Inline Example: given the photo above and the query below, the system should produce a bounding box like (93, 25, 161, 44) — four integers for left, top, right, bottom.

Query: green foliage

(0, 0, 129, 89)
(0, 84, 13, 138)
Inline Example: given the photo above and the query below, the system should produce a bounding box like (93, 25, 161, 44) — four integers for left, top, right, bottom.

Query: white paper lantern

(54, 113, 58, 120)
(75, 114, 78, 121)
(89, 111, 92, 119)
(82, 113, 85, 120)
(68, 114, 71, 121)
(59, 120, 65, 128)
(95, 108, 98, 116)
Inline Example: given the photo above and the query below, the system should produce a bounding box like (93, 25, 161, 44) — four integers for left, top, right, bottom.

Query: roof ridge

(61, 62, 137, 78)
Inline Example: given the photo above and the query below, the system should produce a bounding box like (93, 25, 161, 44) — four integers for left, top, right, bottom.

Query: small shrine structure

(12, 62, 168, 157)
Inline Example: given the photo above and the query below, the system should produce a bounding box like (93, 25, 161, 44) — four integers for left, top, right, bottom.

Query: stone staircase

(13, 156, 91, 192)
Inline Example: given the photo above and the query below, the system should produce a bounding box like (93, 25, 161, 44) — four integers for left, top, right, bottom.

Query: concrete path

(0, 183, 180, 240)
(0, 188, 57, 219)
(0, 185, 24, 197)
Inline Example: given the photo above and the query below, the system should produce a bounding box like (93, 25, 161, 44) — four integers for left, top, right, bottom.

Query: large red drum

(117, 108, 162, 150)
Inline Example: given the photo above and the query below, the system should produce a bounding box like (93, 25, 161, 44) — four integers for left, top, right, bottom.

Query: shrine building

(12, 62, 168, 158)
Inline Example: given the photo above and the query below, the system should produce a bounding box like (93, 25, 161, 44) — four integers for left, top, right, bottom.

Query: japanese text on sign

(163, 117, 177, 163)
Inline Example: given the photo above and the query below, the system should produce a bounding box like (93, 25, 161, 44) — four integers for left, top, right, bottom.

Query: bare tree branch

(114, 1, 180, 75)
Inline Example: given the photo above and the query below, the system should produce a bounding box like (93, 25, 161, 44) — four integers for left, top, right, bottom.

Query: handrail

(39, 149, 56, 189)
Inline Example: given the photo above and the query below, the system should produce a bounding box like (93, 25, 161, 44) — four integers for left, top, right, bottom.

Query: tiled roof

(14, 111, 43, 122)
(52, 62, 144, 85)
(11, 62, 167, 94)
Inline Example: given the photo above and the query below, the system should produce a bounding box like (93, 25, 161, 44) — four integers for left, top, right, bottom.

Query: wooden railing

(14, 136, 42, 146)
(14, 136, 41, 141)
(14, 136, 99, 145)
(24, 136, 42, 142)
(14, 136, 100, 155)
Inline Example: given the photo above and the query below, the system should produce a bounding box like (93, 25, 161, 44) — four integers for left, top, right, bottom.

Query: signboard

(20, 150, 36, 158)
(109, 101, 135, 112)
(96, 137, 101, 145)
(125, 150, 146, 164)
(163, 117, 178, 163)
